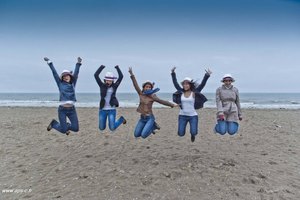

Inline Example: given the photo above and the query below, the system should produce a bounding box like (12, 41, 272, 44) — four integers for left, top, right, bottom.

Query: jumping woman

(44, 57, 82, 135)
(94, 65, 126, 131)
(171, 67, 211, 142)
(129, 67, 176, 139)
(215, 74, 242, 135)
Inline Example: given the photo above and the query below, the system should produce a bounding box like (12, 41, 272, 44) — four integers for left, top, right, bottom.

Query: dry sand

(0, 107, 299, 200)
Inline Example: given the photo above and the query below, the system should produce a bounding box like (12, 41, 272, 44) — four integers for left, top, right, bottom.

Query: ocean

(0, 93, 300, 109)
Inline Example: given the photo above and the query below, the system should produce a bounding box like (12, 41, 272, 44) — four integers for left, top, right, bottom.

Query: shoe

(47, 119, 55, 131)
(66, 130, 70, 136)
(122, 118, 127, 125)
(191, 135, 195, 142)
(154, 122, 160, 130)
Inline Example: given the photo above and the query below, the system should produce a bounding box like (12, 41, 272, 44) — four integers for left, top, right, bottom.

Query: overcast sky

(1, 0, 299, 93)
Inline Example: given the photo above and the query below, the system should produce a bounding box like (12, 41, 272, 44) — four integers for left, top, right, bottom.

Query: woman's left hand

(77, 57, 82, 63)
(205, 68, 212, 75)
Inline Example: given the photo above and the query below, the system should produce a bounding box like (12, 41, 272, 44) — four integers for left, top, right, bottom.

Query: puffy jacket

(94, 65, 123, 109)
(171, 72, 210, 109)
(48, 62, 81, 102)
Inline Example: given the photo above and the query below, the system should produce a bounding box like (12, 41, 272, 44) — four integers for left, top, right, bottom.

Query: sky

(0, 0, 300, 93)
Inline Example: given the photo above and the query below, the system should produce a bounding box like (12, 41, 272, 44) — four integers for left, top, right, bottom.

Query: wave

(1, 100, 300, 109)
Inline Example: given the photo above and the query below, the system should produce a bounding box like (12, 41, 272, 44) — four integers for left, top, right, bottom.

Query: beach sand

(0, 107, 299, 200)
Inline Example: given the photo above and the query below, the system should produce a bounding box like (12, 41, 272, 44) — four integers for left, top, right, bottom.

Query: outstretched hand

(77, 57, 82, 63)
(44, 57, 49, 62)
(128, 67, 133, 75)
(205, 68, 212, 75)
(173, 104, 180, 108)
(171, 67, 176, 73)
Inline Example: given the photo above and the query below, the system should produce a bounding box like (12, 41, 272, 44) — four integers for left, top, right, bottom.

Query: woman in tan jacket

(215, 74, 242, 135)
(129, 67, 176, 139)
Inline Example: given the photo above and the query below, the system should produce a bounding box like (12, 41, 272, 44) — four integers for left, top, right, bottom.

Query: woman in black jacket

(94, 65, 126, 131)
(171, 67, 211, 142)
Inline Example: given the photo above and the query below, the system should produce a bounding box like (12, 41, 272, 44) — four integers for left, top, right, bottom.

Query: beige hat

(221, 74, 235, 82)
(104, 72, 117, 81)
(181, 77, 193, 85)
(60, 70, 73, 80)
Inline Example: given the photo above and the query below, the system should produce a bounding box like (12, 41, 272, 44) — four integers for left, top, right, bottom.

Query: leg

(215, 120, 227, 135)
(178, 115, 188, 137)
(189, 115, 198, 142)
(67, 106, 79, 132)
(141, 115, 155, 139)
(189, 115, 198, 136)
(227, 121, 239, 135)
(134, 118, 146, 138)
(52, 106, 68, 134)
(98, 109, 107, 131)
(108, 109, 125, 131)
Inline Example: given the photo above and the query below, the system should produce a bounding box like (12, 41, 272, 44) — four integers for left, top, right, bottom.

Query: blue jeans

(52, 105, 79, 134)
(215, 120, 239, 135)
(134, 114, 155, 139)
(99, 109, 125, 131)
(178, 115, 198, 136)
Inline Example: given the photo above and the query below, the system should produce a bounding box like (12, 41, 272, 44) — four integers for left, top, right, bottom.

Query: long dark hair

(182, 82, 195, 91)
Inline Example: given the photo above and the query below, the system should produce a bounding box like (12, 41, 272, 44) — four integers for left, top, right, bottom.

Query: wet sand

(0, 107, 299, 200)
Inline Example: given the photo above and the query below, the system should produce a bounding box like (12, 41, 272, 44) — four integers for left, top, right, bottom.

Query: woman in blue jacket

(171, 67, 211, 142)
(94, 65, 126, 131)
(44, 57, 82, 135)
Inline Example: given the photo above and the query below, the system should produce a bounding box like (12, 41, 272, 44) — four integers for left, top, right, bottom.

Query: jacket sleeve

(171, 72, 183, 91)
(94, 65, 105, 87)
(152, 94, 174, 108)
(130, 75, 142, 95)
(235, 88, 242, 117)
(195, 73, 210, 92)
(48, 62, 60, 88)
(72, 62, 81, 87)
(114, 66, 123, 87)
(216, 87, 224, 115)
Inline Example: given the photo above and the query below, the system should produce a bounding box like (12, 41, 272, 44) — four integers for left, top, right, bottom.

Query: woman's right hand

(171, 67, 176, 73)
(128, 67, 133, 75)
(44, 57, 49, 62)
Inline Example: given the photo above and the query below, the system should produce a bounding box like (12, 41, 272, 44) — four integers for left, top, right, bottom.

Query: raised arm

(94, 65, 105, 87)
(44, 57, 60, 87)
(152, 94, 175, 108)
(195, 69, 212, 92)
(114, 65, 123, 87)
(129, 67, 142, 95)
(171, 67, 182, 91)
(72, 57, 82, 86)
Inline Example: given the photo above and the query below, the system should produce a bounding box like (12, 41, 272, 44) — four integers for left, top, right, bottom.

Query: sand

(0, 107, 299, 200)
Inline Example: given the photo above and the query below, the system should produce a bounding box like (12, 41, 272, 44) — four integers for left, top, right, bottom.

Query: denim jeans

(215, 120, 239, 135)
(178, 115, 198, 136)
(134, 114, 155, 139)
(52, 105, 79, 134)
(99, 109, 125, 131)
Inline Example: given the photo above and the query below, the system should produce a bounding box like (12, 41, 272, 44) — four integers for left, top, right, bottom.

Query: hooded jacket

(94, 65, 123, 109)
(48, 62, 81, 102)
(171, 72, 210, 109)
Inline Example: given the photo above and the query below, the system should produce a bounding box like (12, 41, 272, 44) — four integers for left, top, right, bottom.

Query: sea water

(0, 93, 299, 109)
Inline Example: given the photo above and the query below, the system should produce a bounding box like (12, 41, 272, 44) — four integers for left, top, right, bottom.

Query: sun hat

(104, 72, 117, 81)
(181, 77, 193, 85)
(142, 80, 154, 88)
(221, 74, 235, 82)
(60, 70, 73, 80)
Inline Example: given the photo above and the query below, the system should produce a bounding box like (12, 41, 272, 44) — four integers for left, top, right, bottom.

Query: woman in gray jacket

(215, 74, 242, 135)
